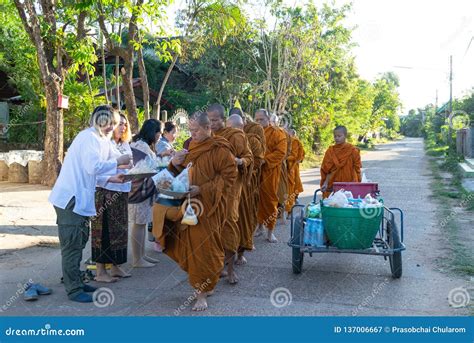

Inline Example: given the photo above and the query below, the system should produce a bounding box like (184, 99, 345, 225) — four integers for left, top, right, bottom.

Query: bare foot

(236, 255, 247, 265)
(254, 225, 264, 237)
(252, 245, 256, 250)
(266, 232, 278, 243)
(206, 290, 214, 296)
(94, 274, 118, 283)
(132, 259, 156, 268)
(192, 293, 208, 311)
(220, 269, 228, 278)
(228, 270, 239, 284)
(110, 265, 131, 278)
(153, 242, 163, 253)
(143, 255, 159, 263)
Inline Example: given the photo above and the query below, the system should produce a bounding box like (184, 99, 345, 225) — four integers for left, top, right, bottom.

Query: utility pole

(448, 55, 453, 147)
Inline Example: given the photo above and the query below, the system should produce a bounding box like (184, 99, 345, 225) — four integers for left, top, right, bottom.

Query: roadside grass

(426, 143, 474, 277)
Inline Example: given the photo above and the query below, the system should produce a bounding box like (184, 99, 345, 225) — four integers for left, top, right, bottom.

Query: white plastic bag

(181, 195, 198, 225)
(127, 155, 156, 174)
(172, 163, 191, 192)
(326, 190, 349, 208)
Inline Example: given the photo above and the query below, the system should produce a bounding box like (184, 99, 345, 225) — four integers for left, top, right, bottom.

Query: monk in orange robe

(255, 109, 287, 243)
(320, 125, 362, 198)
(226, 112, 264, 265)
(270, 113, 292, 220)
(208, 104, 252, 284)
(285, 129, 305, 214)
(152, 112, 237, 311)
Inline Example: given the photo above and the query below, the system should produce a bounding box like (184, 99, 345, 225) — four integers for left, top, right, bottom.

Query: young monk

(255, 109, 287, 243)
(207, 104, 252, 284)
(320, 125, 362, 198)
(152, 112, 237, 311)
(285, 129, 305, 215)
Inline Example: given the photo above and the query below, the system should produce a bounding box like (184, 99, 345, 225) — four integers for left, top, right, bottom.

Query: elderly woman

(155, 121, 178, 157)
(49, 105, 130, 303)
(92, 113, 133, 282)
(129, 119, 162, 268)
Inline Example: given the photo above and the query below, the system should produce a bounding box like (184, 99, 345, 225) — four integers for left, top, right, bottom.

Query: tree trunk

(115, 56, 121, 109)
(137, 46, 150, 120)
(42, 79, 64, 186)
(122, 58, 139, 133)
(153, 54, 177, 118)
(100, 29, 109, 103)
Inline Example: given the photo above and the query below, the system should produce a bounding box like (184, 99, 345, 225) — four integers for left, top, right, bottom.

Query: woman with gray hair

(49, 104, 131, 303)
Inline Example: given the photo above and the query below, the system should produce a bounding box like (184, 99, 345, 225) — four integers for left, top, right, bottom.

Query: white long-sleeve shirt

(49, 127, 118, 217)
(96, 140, 132, 192)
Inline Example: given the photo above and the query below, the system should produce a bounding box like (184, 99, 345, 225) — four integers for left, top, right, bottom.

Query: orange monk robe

(214, 127, 253, 253)
(257, 126, 287, 230)
(239, 123, 265, 250)
(320, 142, 362, 198)
(152, 136, 237, 292)
(285, 137, 305, 213)
(277, 129, 292, 209)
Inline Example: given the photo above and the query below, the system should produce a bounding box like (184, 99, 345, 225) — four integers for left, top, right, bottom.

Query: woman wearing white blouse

(129, 119, 162, 268)
(49, 105, 130, 303)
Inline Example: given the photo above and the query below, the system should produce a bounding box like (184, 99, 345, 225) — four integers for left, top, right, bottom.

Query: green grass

(427, 153, 474, 277)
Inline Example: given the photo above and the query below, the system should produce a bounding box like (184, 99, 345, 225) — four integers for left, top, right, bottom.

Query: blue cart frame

(287, 189, 406, 278)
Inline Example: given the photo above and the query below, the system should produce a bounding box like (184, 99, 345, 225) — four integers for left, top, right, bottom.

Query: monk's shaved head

(190, 111, 210, 127)
(255, 109, 270, 128)
(207, 103, 225, 120)
(334, 125, 348, 136)
(333, 125, 347, 145)
(226, 114, 244, 129)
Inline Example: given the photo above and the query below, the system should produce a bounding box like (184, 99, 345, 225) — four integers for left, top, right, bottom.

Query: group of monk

(152, 105, 305, 311)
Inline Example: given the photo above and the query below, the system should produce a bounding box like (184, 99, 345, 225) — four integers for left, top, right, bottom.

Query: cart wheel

(291, 214, 304, 274)
(387, 220, 402, 278)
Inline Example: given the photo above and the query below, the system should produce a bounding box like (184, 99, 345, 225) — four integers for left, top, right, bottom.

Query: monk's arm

(265, 132, 287, 169)
(235, 134, 253, 169)
(353, 148, 362, 182)
(298, 141, 305, 162)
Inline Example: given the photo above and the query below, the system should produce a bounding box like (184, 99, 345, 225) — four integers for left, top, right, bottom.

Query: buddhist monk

(320, 125, 362, 198)
(207, 104, 252, 284)
(285, 129, 305, 214)
(254, 109, 287, 243)
(229, 108, 266, 258)
(226, 114, 256, 265)
(270, 114, 292, 221)
(153, 112, 237, 311)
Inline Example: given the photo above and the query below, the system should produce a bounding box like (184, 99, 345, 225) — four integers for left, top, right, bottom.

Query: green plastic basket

(321, 202, 383, 249)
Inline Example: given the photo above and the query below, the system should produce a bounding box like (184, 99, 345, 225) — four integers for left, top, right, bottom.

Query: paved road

(0, 138, 469, 316)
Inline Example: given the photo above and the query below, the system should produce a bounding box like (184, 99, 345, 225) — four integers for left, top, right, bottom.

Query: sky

(164, 0, 474, 114)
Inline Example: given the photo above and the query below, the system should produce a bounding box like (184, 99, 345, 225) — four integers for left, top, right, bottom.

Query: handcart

(288, 185, 405, 278)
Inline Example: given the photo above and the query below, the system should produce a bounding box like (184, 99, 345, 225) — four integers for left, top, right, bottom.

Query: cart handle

(388, 207, 404, 242)
(313, 189, 322, 203)
(290, 204, 305, 238)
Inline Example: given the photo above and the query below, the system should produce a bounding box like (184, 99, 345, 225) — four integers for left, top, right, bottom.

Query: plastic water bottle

(304, 220, 312, 245)
(313, 219, 324, 247)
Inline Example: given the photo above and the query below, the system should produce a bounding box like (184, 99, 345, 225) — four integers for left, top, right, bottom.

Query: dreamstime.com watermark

(352, 278, 390, 316)
(4, 324, 85, 337)
(448, 278, 474, 309)
(0, 279, 33, 313)
(270, 287, 292, 308)
(439, 193, 474, 229)
(93, 287, 115, 308)
(174, 278, 211, 315)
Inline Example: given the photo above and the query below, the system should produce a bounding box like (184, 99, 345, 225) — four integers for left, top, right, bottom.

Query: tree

(13, 0, 94, 186)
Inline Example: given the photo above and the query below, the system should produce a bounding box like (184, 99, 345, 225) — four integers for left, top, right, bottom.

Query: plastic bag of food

(152, 168, 174, 190)
(181, 196, 198, 226)
(172, 163, 191, 192)
(326, 190, 349, 208)
(127, 155, 156, 174)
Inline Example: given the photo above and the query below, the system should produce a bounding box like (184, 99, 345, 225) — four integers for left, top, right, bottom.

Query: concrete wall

(457, 127, 474, 158)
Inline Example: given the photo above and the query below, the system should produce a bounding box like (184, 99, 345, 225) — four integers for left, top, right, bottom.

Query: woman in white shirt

(129, 119, 162, 268)
(49, 105, 130, 303)
(92, 113, 133, 282)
